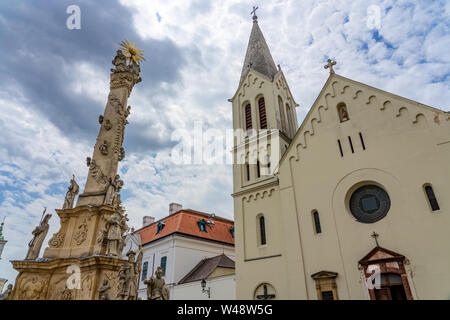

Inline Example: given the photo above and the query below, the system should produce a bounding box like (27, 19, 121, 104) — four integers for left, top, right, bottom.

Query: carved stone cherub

(25, 210, 52, 260)
(118, 147, 125, 161)
(99, 140, 109, 156)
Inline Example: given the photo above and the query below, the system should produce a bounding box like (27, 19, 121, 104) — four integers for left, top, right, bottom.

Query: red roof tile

(136, 210, 235, 246)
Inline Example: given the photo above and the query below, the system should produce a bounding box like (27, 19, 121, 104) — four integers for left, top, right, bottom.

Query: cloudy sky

(0, 0, 449, 284)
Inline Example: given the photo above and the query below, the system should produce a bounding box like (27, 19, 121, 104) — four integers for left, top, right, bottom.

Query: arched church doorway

(358, 246, 414, 300)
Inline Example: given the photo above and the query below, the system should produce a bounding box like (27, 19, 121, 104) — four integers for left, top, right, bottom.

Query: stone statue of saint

(98, 279, 111, 300)
(0, 284, 13, 300)
(129, 61, 142, 84)
(144, 266, 170, 300)
(111, 49, 128, 73)
(105, 209, 123, 257)
(339, 106, 349, 122)
(116, 248, 142, 300)
(104, 175, 124, 206)
(25, 209, 52, 260)
(62, 175, 79, 210)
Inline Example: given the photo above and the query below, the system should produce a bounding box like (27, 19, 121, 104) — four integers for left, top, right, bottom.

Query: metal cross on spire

(324, 58, 337, 74)
(251, 6, 258, 21)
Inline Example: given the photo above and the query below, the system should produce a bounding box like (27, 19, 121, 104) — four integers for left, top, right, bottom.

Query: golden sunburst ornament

(119, 40, 145, 65)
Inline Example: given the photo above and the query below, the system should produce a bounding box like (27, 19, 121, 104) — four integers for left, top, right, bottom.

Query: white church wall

(280, 75, 450, 299)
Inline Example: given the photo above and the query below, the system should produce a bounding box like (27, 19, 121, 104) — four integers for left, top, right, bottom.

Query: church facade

(231, 15, 450, 300)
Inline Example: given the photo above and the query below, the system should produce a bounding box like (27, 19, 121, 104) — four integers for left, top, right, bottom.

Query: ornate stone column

(10, 44, 144, 300)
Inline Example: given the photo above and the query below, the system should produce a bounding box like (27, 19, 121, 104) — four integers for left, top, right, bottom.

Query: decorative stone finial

(251, 6, 258, 22)
(324, 58, 337, 74)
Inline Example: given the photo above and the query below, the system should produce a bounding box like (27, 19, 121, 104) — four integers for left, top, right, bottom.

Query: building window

(156, 222, 165, 235)
(259, 216, 266, 245)
(258, 97, 267, 129)
(359, 132, 366, 150)
(348, 136, 354, 153)
(160, 256, 167, 276)
(321, 291, 334, 300)
(286, 104, 293, 137)
(245, 104, 252, 130)
(337, 103, 349, 122)
(257, 161, 261, 178)
(246, 163, 250, 181)
(312, 211, 322, 234)
(278, 96, 287, 134)
(424, 184, 440, 211)
(198, 219, 208, 232)
(311, 271, 338, 300)
(141, 261, 148, 281)
(229, 226, 235, 238)
(349, 185, 391, 223)
(337, 139, 343, 157)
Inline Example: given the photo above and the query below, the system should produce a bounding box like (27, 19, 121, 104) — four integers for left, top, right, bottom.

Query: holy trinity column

(10, 41, 144, 300)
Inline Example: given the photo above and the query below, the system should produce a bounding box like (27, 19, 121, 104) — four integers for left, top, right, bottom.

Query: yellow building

(231, 15, 450, 300)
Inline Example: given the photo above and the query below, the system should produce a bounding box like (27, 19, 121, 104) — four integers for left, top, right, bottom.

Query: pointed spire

(239, 11, 278, 84)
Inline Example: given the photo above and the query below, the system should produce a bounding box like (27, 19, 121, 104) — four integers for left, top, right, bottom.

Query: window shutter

(258, 98, 267, 129)
(245, 104, 252, 130)
(160, 256, 167, 276)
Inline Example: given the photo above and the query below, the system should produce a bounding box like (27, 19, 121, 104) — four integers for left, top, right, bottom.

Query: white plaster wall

(136, 234, 234, 299)
(172, 275, 236, 300)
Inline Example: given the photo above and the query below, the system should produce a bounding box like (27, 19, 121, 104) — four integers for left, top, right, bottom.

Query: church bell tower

(230, 9, 299, 194)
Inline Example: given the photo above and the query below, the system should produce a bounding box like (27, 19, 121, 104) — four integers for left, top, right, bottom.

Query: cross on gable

(256, 284, 275, 300)
(324, 58, 336, 74)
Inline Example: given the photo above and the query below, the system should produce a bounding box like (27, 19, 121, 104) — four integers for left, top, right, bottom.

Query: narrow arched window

(312, 211, 322, 234)
(258, 97, 267, 129)
(259, 216, 266, 245)
(246, 163, 250, 181)
(424, 185, 440, 211)
(286, 104, 292, 137)
(245, 104, 252, 130)
(257, 160, 261, 178)
(278, 96, 287, 133)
